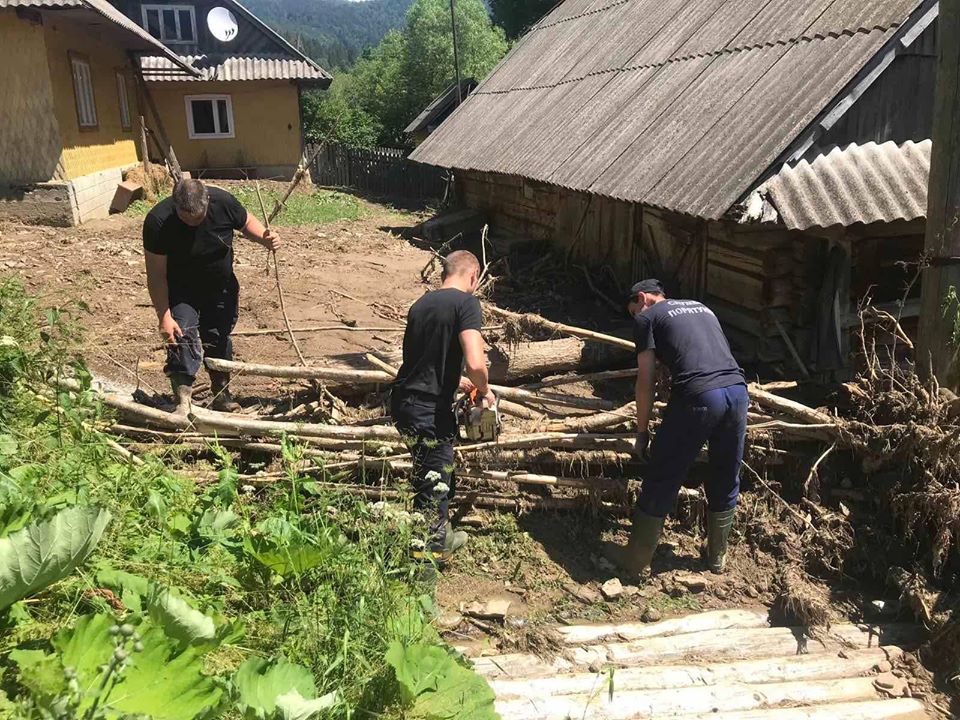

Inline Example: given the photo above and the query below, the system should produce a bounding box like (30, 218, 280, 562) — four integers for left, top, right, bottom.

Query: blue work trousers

(639, 383, 749, 518)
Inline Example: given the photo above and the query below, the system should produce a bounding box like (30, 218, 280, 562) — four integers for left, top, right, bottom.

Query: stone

(622, 585, 640, 598)
(876, 660, 893, 673)
(674, 573, 708, 593)
(461, 599, 512, 620)
(563, 583, 601, 604)
(436, 612, 464, 631)
(642, 607, 662, 623)
(601, 577, 624, 600)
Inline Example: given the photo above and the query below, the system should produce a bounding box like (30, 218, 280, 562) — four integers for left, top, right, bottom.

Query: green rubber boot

(603, 510, 665, 579)
(444, 521, 468, 555)
(706, 508, 736, 574)
(169, 373, 193, 417)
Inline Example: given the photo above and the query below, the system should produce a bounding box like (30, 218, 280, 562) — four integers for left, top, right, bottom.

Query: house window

(141, 4, 196, 43)
(70, 53, 97, 129)
(116, 72, 131, 130)
(185, 95, 234, 139)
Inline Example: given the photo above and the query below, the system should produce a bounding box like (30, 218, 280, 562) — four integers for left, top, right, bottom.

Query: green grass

(125, 187, 369, 227)
(0, 278, 496, 719)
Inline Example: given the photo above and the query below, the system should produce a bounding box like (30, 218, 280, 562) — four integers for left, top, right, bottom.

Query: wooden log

(206, 358, 393, 384)
(747, 384, 836, 426)
(555, 608, 770, 645)
(391, 462, 624, 492)
(524, 369, 638, 390)
(58, 378, 189, 430)
(553, 402, 635, 432)
(471, 624, 919, 678)
(188, 410, 400, 442)
(485, 305, 635, 351)
(488, 338, 632, 382)
(489, 648, 901, 700)
(494, 677, 895, 720)
(669, 700, 928, 720)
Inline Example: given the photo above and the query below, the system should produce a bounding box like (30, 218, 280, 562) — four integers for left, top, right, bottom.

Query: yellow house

(0, 0, 196, 224)
(128, 0, 331, 180)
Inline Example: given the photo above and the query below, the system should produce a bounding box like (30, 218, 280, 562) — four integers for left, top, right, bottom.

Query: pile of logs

(68, 309, 863, 516)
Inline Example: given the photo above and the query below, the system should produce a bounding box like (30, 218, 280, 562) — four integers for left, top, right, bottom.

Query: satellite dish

(207, 7, 238, 42)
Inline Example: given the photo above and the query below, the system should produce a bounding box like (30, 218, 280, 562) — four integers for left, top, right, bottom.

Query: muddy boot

(603, 510, 664, 579)
(209, 371, 241, 413)
(169, 374, 193, 417)
(443, 521, 468, 556)
(706, 508, 736, 574)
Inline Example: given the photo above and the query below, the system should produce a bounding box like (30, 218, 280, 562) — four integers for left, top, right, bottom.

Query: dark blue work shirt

(633, 299, 745, 398)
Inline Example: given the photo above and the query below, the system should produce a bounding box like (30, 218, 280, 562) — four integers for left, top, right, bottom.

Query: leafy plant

(11, 613, 222, 719)
(384, 642, 497, 719)
(233, 657, 336, 720)
(0, 505, 111, 610)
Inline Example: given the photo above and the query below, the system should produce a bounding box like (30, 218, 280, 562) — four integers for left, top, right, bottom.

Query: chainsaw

(456, 388, 501, 442)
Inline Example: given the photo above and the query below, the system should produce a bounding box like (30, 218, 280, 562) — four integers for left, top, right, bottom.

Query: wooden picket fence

(308, 143, 448, 202)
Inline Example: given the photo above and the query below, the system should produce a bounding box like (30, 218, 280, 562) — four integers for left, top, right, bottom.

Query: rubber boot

(209, 371, 241, 413)
(443, 521, 468, 555)
(706, 508, 736, 574)
(603, 510, 665, 579)
(170, 374, 193, 417)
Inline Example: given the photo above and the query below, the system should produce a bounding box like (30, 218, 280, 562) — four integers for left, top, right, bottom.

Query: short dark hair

(441, 250, 481, 280)
(626, 278, 665, 303)
(173, 179, 209, 216)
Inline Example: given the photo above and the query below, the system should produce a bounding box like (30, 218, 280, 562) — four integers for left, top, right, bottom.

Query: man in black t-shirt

(605, 279, 748, 577)
(143, 179, 280, 415)
(392, 250, 494, 561)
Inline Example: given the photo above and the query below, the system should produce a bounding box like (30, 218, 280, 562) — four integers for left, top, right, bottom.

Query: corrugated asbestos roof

(140, 54, 329, 82)
(755, 139, 931, 230)
(1, 0, 197, 74)
(409, 0, 926, 220)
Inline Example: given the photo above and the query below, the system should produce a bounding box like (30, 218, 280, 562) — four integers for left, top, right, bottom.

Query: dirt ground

(0, 186, 431, 405)
(0, 187, 952, 715)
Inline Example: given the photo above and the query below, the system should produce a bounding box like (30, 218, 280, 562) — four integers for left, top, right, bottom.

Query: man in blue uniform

(607, 279, 749, 576)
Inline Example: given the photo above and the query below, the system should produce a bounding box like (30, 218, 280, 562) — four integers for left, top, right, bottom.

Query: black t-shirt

(633, 299, 745, 398)
(143, 187, 248, 295)
(395, 288, 483, 401)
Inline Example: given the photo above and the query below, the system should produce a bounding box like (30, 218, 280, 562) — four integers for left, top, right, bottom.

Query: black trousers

(390, 389, 457, 551)
(164, 275, 239, 383)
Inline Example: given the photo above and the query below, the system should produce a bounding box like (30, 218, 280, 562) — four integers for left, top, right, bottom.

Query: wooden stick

(255, 181, 307, 367)
(747, 384, 837, 426)
(206, 357, 393, 384)
(485, 305, 634, 351)
(188, 410, 401, 441)
(233, 325, 403, 336)
(740, 460, 813, 529)
(266, 145, 325, 225)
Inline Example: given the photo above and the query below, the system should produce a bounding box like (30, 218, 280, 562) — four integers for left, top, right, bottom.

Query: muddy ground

(0, 185, 952, 715)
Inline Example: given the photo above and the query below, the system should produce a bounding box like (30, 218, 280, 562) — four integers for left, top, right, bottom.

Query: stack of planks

(467, 609, 928, 720)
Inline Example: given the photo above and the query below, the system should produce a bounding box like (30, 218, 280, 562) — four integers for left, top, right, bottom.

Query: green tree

(403, 0, 507, 112)
(490, 0, 556, 40)
(304, 0, 507, 148)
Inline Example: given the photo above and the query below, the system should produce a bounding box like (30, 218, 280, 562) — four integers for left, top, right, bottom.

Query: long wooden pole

(918, 0, 960, 390)
(132, 69, 182, 183)
(485, 305, 635, 351)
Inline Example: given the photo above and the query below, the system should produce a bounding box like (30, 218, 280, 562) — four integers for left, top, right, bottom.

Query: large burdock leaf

(0, 506, 111, 609)
(10, 614, 223, 719)
(234, 657, 336, 720)
(97, 569, 217, 647)
(385, 642, 497, 720)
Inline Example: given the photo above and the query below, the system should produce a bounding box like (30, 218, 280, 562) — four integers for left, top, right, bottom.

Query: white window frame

(141, 4, 197, 44)
(69, 53, 97, 129)
(185, 94, 235, 139)
(116, 71, 131, 130)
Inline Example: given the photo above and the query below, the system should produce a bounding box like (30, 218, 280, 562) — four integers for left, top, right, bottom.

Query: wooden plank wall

(454, 170, 924, 372)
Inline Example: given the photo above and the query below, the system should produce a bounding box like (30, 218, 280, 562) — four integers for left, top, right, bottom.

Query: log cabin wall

(455, 169, 923, 373)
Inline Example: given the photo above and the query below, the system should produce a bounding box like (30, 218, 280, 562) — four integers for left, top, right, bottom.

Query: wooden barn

(410, 0, 939, 373)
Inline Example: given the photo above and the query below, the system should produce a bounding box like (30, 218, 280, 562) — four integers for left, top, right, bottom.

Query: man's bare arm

(635, 349, 656, 432)
(242, 213, 281, 251)
(459, 329, 495, 405)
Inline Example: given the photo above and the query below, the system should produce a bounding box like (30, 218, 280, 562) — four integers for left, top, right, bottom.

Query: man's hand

(632, 430, 650, 461)
(477, 388, 496, 409)
(261, 229, 282, 252)
(459, 377, 476, 394)
(159, 312, 183, 345)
